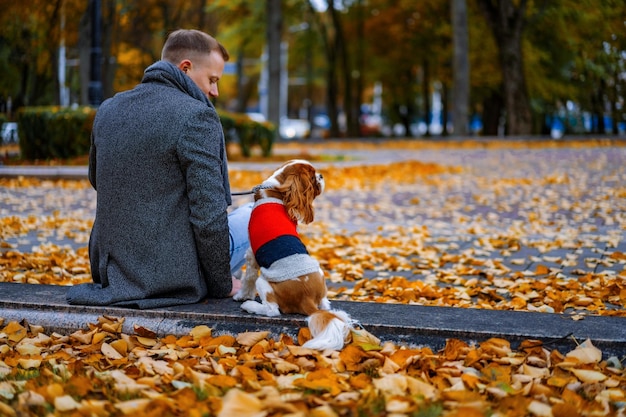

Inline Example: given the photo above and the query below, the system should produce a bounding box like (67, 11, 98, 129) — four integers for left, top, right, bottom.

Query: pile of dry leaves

(1, 315, 624, 416)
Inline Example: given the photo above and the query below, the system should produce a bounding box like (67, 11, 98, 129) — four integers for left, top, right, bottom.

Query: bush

(17, 106, 95, 160)
(15, 106, 275, 160)
(220, 111, 276, 157)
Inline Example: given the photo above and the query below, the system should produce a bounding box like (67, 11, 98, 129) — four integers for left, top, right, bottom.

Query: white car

(245, 112, 266, 123)
(1, 122, 18, 144)
(279, 118, 310, 140)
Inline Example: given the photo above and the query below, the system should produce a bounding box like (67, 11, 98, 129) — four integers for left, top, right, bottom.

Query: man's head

(162, 29, 229, 98)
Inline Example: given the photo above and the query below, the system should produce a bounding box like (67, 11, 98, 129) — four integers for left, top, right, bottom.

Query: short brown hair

(161, 29, 229, 63)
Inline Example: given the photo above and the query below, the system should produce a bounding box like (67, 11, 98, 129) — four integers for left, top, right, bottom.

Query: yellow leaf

(564, 339, 602, 364)
(217, 388, 263, 417)
(310, 405, 340, 417)
(101, 342, 124, 360)
(236, 331, 269, 347)
(374, 374, 437, 400)
(286, 345, 317, 357)
(54, 395, 81, 411)
(18, 358, 41, 369)
(386, 398, 414, 414)
(70, 329, 96, 344)
(521, 364, 550, 379)
(217, 345, 237, 355)
(350, 327, 381, 348)
(3, 321, 27, 343)
(109, 339, 128, 355)
(570, 369, 607, 383)
(78, 400, 110, 417)
(527, 400, 552, 417)
(92, 331, 107, 345)
(0, 402, 16, 417)
(15, 343, 41, 356)
(114, 399, 151, 415)
(381, 357, 401, 374)
(190, 325, 212, 341)
(480, 338, 511, 357)
(136, 336, 158, 347)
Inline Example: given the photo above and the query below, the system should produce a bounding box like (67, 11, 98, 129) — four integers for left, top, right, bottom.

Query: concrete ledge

(0, 166, 88, 179)
(1, 282, 624, 356)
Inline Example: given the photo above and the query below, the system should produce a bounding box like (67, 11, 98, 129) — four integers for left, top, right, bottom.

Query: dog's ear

(278, 164, 318, 224)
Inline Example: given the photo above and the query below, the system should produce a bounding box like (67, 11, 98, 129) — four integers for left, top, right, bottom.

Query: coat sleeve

(177, 107, 232, 298)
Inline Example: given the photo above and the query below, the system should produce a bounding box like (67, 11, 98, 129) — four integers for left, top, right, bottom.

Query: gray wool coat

(66, 60, 233, 309)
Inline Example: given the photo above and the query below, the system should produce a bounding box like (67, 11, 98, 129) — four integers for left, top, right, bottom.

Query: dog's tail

(302, 309, 354, 351)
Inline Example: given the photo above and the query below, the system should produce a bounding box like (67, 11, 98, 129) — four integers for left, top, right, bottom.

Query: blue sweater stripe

(255, 235, 309, 268)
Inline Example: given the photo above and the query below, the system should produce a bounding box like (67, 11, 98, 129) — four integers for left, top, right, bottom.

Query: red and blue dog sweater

(248, 198, 320, 281)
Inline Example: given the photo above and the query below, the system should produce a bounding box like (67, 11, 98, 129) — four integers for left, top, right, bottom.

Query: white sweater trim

(260, 253, 321, 282)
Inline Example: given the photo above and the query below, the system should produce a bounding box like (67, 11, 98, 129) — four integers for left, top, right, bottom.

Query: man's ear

(177, 59, 192, 74)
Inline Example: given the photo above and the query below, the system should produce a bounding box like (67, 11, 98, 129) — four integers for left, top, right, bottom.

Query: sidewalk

(1, 138, 625, 356)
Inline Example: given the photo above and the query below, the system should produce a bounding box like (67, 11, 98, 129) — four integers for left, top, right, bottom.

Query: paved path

(1, 138, 625, 355)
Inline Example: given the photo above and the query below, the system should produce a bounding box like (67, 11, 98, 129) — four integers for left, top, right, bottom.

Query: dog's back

(265, 271, 327, 315)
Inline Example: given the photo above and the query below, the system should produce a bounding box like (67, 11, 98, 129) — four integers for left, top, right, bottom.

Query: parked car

(244, 112, 266, 123)
(312, 114, 331, 138)
(1, 122, 18, 144)
(279, 118, 310, 140)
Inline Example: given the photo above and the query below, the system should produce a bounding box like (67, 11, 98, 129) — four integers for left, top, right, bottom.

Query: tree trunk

(330, 3, 358, 137)
(354, 0, 365, 137)
(482, 92, 503, 136)
(441, 82, 449, 136)
(101, 0, 117, 101)
(476, 0, 532, 135)
(79, 10, 91, 105)
(307, 0, 340, 137)
(266, 0, 282, 128)
(451, 0, 470, 136)
(422, 59, 431, 137)
(593, 79, 606, 133)
(610, 67, 619, 135)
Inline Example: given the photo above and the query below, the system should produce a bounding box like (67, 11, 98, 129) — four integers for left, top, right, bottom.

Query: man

(67, 29, 249, 309)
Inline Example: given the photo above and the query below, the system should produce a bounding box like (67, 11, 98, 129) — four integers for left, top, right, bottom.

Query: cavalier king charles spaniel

(234, 159, 354, 350)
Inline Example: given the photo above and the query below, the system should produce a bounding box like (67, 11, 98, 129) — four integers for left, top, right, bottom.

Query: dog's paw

(240, 300, 263, 314)
(233, 289, 255, 301)
(241, 300, 281, 316)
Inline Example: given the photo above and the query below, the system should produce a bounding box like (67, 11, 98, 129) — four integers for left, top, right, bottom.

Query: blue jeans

(228, 202, 253, 273)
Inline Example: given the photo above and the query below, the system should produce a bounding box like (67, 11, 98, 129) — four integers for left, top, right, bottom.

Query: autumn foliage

(1, 315, 625, 416)
(1, 139, 625, 415)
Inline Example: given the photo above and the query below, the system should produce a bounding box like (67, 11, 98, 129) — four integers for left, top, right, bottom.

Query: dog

(233, 159, 354, 350)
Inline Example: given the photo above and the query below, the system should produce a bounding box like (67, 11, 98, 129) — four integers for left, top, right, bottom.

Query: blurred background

(0, 0, 625, 141)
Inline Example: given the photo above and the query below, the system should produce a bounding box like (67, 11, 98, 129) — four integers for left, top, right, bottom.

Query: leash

(231, 184, 274, 196)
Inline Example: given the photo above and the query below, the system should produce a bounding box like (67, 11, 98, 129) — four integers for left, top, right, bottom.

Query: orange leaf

(205, 335, 236, 347)
(349, 373, 371, 389)
(442, 339, 469, 361)
(208, 375, 238, 388)
(339, 345, 369, 371)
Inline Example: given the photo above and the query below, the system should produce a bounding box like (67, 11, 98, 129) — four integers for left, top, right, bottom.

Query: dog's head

(258, 159, 324, 224)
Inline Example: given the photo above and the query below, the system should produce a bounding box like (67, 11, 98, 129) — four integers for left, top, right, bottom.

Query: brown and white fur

(234, 160, 354, 350)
